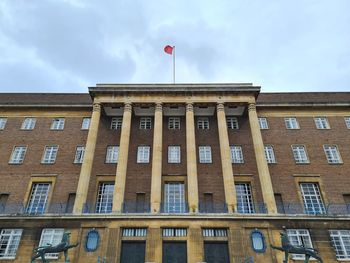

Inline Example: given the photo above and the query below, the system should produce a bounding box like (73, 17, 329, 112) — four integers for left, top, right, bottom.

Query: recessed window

(168, 117, 180, 130)
(251, 230, 266, 253)
(199, 146, 212, 163)
(329, 230, 350, 260)
(258, 117, 269, 129)
(197, 117, 209, 130)
(291, 145, 309, 164)
(168, 146, 181, 163)
(314, 117, 330, 129)
(85, 229, 100, 252)
(226, 117, 239, 130)
(300, 183, 325, 215)
(264, 145, 276, 164)
(202, 228, 227, 237)
(122, 228, 147, 237)
(0, 118, 7, 130)
(345, 117, 350, 129)
(42, 146, 58, 164)
(105, 146, 119, 163)
(137, 146, 150, 163)
(139, 117, 152, 129)
(21, 117, 36, 130)
(235, 183, 254, 213)
(0, 229, 23, 259)
(111, 117, 122, 130)
(284, 117, 299, 129)
(230, 145, 244, 164)
(323, 145, 342, 164)
(74, 146, 85, 164)
(81, 117, 91, 130)
(39, 229, 64, 258)
(95, 182, 114, 213)
(163, 182, 186, 213)
(163, 228, 187, 237)
(9, 146, 27, 164)
(50, 118, 65, 130)
(287, 229, 314, 260)
(26, 183, 51, 214)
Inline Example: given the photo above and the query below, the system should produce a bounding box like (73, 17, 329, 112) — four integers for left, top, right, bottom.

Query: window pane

(199, 146, 212, 163)
(197, 117, 209, 130)
(26, 183, 51, 214)
(300, 183, 325, 215)
(292, 145, 309, 163)
(230, 146, 244, 163)
(81, 117, 91, 130)
(95, 183, 114, 213)
(74, 146, 85, 163)
(0, 229, 23, 259)
(226, 117, 239, 129)
(235, 183, 254, 213)
(168, 146, 181, 163)
(0, 118, 7, 130)
(168, 117, 180, 130)
(51, 118, 65, 130)
(137, 146, 150, 163)
(39, 229, 64, 258)
(106, 146, 119, 163)
(21, 118, 36, 130)
(139, 117, 152, 129)
(323, 145, 341, 164)
(42, 146, 58, 164)
(164, 183, 185, 213)
(111, 117, 122, 130)
(258, 117, 268, 129)
(9, 146, 27, 164)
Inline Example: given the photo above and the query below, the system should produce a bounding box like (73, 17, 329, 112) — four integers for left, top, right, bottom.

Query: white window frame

(323, 145, 342, 164)
(199, 146, 212, 163)
(21, 117, 36, 130)
(258, 117, 269, 129)
(0, 118, 7, 130)
(235, 183, 254, 213)
(41, 146, 58, 164)
(291, 145, 309, 164)
(168, 146, 181, 163)
(50, 118, 65, 130)
(111, 117, 123, 130)
(26, 183, 51, 214)
(230, 145, 244, 164)
(197, 117, 209, 130)
(264, 145, 276, 164)
(284, 117, 299, 129)
(345, 117, 350, 129)
(287, 229, 314, 260)
(137, 146, 150, 163)
(164, 182, 185, 213)
(168, 117, 180, 130)
(38, 229, 64, 259)
(0, 229, 23, 259)
(74, 146, 85, 164)
(329, 230, 350, 260)
(139, 117, 152, 130)
(314, 117, 330, 129)
(81, 117, 91, 130)
(95, 182, 114, 213)
(9, 146, 27, 164)
(300, 183, 326, 215)
(226, 117, 239, 130)
(105, 146, 119, 163)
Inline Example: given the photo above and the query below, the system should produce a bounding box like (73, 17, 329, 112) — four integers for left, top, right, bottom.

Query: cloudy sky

(0, 0, 349, 93)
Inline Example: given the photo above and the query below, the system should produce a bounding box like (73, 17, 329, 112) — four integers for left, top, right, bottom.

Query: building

(0, 83, 350, 263)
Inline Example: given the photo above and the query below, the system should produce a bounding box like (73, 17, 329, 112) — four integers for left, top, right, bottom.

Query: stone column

(73, 102, 101, 214)
(248, 103, 277, 214)
(112, 103, 132, 212)
(186, 103, 199, 213)
(150, 103, 163, 213)
(217, 103, 237, 213)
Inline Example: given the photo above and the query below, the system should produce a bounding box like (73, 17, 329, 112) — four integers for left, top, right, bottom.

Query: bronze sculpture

(270, 230, 323, 263)
(31, 231, 79, 263)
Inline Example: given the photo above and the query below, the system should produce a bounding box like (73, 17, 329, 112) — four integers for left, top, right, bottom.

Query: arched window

(251, 230, 266, 253)
(85, 229, 99, 252)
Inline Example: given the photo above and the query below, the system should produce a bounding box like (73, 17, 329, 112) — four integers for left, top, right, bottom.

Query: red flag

(164, 45, 174, 55)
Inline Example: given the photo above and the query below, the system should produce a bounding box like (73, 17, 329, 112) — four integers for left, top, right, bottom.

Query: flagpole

(173, 46, 176, 84)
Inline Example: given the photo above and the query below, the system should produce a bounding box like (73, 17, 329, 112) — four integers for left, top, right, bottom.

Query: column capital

(248, 103, 257, 112)
(217, 103, 225, 112)
(124, 102, 132, 112)
(186, 103, 194, 112)
(155, 102, 162, 112)
(92, 103, 101, 112)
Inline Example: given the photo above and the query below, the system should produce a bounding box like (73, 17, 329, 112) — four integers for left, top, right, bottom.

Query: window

(111, 117, 122, 130)
(123, 228, 147, 237)
(314, 117, 330, 129)
(284, 117, 299, 129)
(39, 229, 64, 258)
(163, 228, 187, 237)
(164, 182, 186, 213)
(300, 183, 325, 215)
(226, 117, 239, 129)
(137, 146, 150, 163)
(168, 117, 180, 130)
(264, 145, 276, 163)
(9, 146, 27, 164)
(42, 146, 58, 164)
(202, 229, 227, 237)
(199, 146, 212, 163)
(251, 230, 266, 253)
(0, 194, 9, 213)
(0, 118, 7, 130)
(95, 182, 114, 213)
(26, 183, 51, 214)
(168, 146, 181, 163)
(291, 145, 309, 164)
(81, 117, 91, 130)
(21, 117, 36, 130)
(139, 117, 152, 129)
(258, 117, 268, 129)
(50, 118, 65, 130)
(235, 183, 254, 213)
(0, 229, 23, 259)
(345, 117, 350, 129)
(230, 145, 244, 164)
(65, 193, 75, 213)
(323, 145, 342, 164)
(105, 146, 119, 163)
(287, 229, 314, 260)
(74, 146, 85, 164)
(85, 230, 100, 252)
(329, 230, 350, 260)
(197, 117, 209, 130)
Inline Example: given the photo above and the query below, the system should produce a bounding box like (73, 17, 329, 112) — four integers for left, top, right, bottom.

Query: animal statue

(31, 231, 79, 263)
(270, 230, 323, 263)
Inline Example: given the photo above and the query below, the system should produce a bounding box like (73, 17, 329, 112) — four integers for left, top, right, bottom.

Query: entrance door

(120, 241, 145, 263)
(204, 241, 230, 263)
(162, 241, 187, 263)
